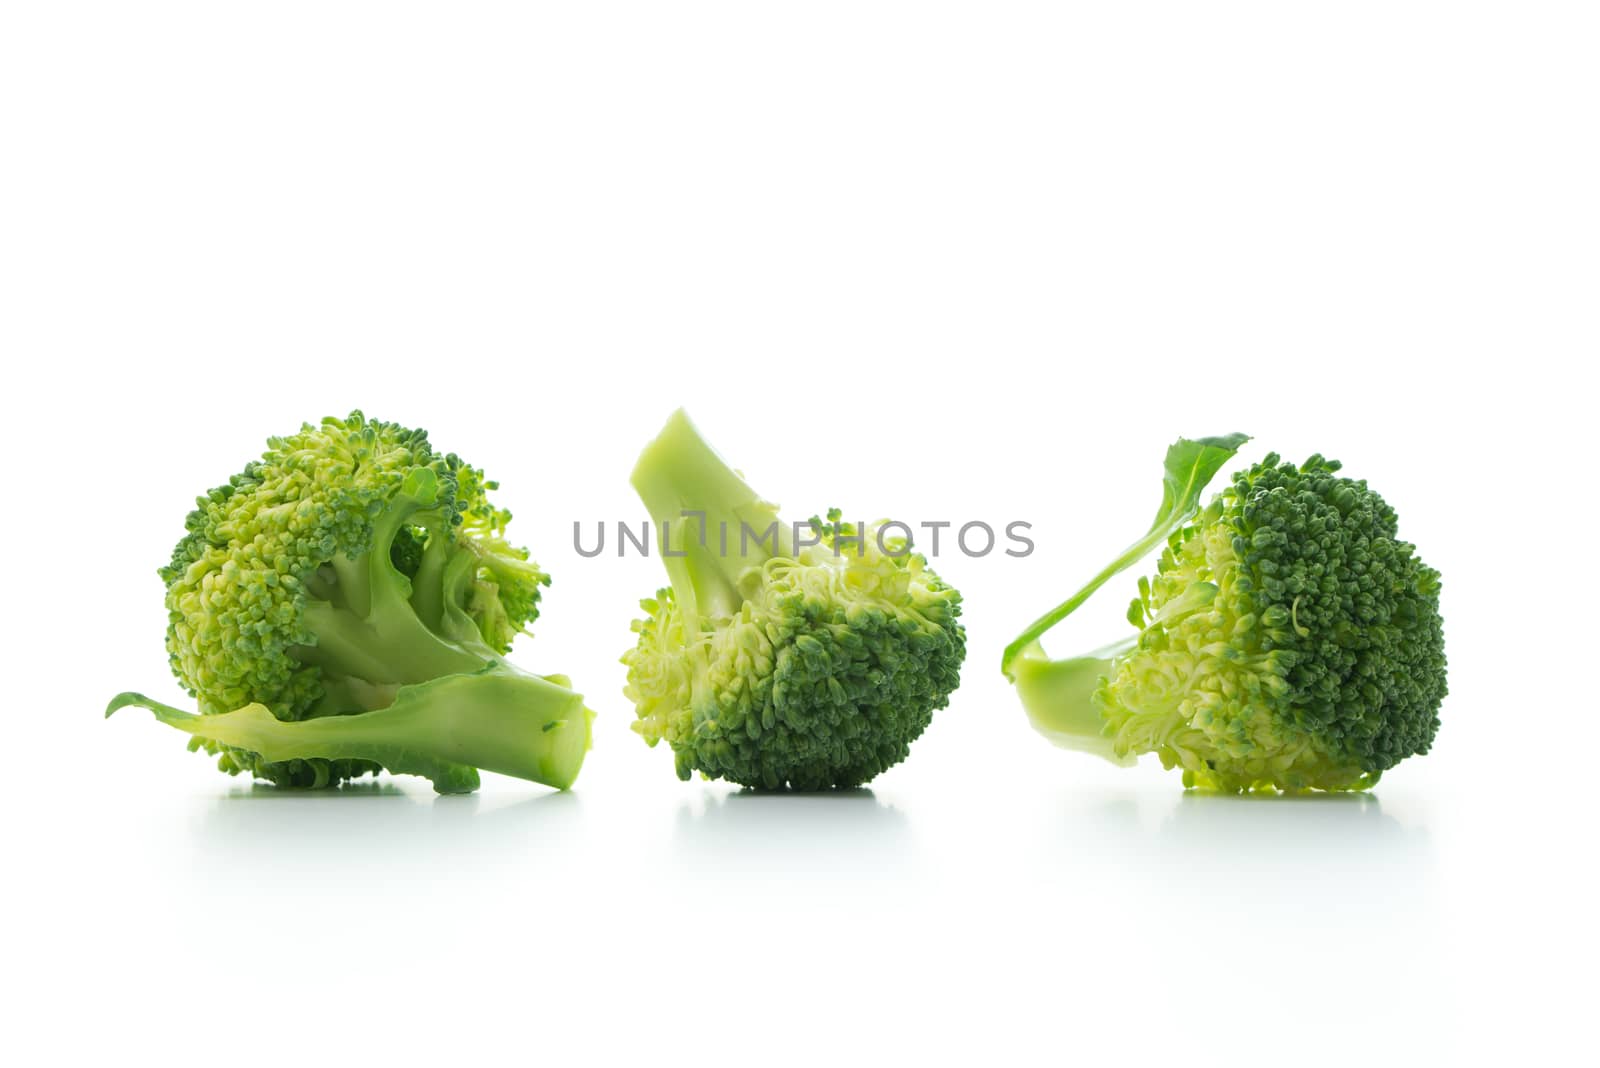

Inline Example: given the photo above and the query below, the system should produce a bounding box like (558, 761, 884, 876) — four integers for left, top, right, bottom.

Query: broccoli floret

(1002, 434, 1445, 793)
(108, 411, 593, 793)
(622, 410, 966, 789)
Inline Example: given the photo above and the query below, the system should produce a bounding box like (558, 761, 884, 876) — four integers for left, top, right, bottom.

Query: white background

(2, 3, 1594, 1064)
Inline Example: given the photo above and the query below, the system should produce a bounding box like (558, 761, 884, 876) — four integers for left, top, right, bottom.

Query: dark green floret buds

(1003, 435, 1445, 793)
(623, 410, 966, 789)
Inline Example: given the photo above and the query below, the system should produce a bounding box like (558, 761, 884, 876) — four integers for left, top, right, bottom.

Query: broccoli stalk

(1008, 640, 1137, 766)
(295, 468, 491, 691)
(108, 671, 591, 794)
(629, 408, 788, 625)
(1001, 434, 1249, 678)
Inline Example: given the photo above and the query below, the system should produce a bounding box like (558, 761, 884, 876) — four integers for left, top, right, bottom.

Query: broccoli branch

(107, 668, 594, 793)
(630, 409, 786, 624)
(1001, 433, 1249, 677)
(1008, 640, 1138, 765)
(296, 469, 497, 692)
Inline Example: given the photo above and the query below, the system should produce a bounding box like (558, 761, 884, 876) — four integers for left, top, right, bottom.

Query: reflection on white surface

(188, 782, 586, 886)
(670, 788, 918, 881)
(1042, 789, 1437, 952)
(158, 774, 1440, 968)
(1076, 790, 1430, 863)
(43, 770, 1457, 1065)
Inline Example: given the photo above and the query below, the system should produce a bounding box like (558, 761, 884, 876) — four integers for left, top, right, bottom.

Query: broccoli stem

(300, 597, 487, 684)
(1000, 526, 1181, 680)
(1008, 642, 1136, 766)
(107, 667, 594, 793)
(630, 409, 785, 623)
(1000, 433, 1249, 677)
(407, 514, 457, 633)
(299, 477, 497, 689)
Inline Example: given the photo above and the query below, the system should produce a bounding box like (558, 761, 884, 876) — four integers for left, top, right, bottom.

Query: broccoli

(1001, 434, 1445, 792)
(622, 410, 966, 789)
(108, 411, 593, 794)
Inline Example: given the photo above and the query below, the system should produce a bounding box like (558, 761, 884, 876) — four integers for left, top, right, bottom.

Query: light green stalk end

(1009, 642, 1137, 766)
(630, 409, 785, 624)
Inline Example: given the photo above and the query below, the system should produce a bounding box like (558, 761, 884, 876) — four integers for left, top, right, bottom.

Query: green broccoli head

(1004, 436, 1444, 793)
(111, 411, 590, 793)
(623, 411, 966, 789)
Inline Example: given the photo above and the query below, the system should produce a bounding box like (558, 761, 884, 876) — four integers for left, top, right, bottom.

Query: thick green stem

(108, 667, 594, 793)
(1009, 643, 1135, 766)
(299, 598, 487, 685)
(631, 409, 785, 623)
(300, 471, 497, 689)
